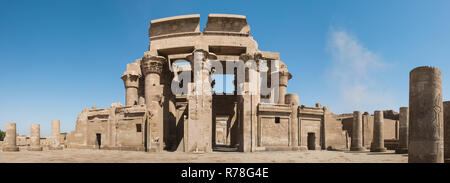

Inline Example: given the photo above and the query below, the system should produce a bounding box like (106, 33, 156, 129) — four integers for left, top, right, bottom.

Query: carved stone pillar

(122, 63, 141, 106)
(396, 107, 409, 154)
(370, 111, 386, 152)
(2, 122, 19, 152)
(285, 94, 300, 148)
(238, 53, 256, 152)
(185, 49, 215, 153)
(351, 111, 365, 151)
(278, 62, 291, 105)
(409, 66, 444, 163)
(138, 77, 146, 105)
(141, 54, 165, 152)
(29, 124, 43, 151)
(444, 101, 450, 162)
(51, 120, 61, 148)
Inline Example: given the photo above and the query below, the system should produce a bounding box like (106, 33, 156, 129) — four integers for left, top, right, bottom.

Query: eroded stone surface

(396, 107, 409, 154)
(2, 123, 19, 152)
(409, 66, 444, 163)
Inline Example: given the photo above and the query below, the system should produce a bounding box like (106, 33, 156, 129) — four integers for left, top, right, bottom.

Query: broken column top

(410, 66, 442, 76)
(148, 14, 250, 39)
(149, 14, 200, 39)
(122, 62, 142, 77)
(204, 14, 250, 35)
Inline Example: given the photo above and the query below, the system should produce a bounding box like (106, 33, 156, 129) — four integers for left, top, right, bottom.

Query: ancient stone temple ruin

(65, 14, 401, 153)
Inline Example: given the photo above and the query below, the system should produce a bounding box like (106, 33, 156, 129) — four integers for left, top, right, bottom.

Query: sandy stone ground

(0, 148, 407, 163)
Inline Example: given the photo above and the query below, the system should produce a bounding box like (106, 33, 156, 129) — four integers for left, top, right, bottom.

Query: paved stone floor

(0, 149, 407, 163)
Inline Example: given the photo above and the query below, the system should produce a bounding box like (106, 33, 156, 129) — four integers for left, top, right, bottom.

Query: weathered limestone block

(371, 111, 386, 152)
(28, 124, 42, 151)
(409, 66, 444, 163)
(396, 107, 409, 154)
(2, 123, 19, 152)
(149, 14, 200, 39)
(204, 14, 250, 35)
(350, 111, 365, 151)
(141, 53, 166, 152)
(444, 101, 450, 162)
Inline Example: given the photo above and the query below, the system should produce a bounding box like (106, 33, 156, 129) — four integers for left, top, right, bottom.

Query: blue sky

(1, 0, 449, 136)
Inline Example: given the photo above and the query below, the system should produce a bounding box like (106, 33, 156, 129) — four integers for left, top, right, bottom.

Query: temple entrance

(96, 133, 102, 149)
(212, 95, 239, 152)
(307, 133, 316, 150)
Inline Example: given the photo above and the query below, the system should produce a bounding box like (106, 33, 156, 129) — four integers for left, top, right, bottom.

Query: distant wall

(341, 114, 398, 149)
(324, 112, 347, 150)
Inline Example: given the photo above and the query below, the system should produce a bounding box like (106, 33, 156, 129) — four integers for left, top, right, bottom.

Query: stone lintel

(259, 51, 280, 60)
(258, 104, 292, 114)
(149, 14, 200, 39)
(204, 14, 250, 35)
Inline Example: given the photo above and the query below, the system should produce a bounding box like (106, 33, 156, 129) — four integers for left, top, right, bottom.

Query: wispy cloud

(326, 28, 396, 113)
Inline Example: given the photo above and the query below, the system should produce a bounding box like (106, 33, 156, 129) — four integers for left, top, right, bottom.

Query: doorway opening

(307, 133, 316, 150)
(96, 133, 102, 149)
(212, 95, 239, 152)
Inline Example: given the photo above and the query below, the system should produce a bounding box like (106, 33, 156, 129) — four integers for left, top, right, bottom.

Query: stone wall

(257, 104, 292, 150)
(323, 112, 348, 150)
(66, 105, 146, 151)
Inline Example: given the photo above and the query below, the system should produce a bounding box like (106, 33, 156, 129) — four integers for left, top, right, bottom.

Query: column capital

(121, 74, 140, 88)
(279, 71, 292, 86)
(239, 53, 254, 61)
(141, 55, 166, 76)
(122, 62, 142, 88)
(186, 49, 217, 62)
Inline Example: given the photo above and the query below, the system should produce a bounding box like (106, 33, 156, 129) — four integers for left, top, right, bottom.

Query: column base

(297, 146, 308, 151)
(28, 146, 43, 151)
(370, 147, 387, 152)
(445, 158, 450, 163)
(395, 147, 408, 154)
(2, 146, 19, 152)
(350, 147, 366, 151)
(148, 143, 162, 152)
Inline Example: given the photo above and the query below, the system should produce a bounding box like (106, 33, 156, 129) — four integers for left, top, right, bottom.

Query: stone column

(185, 49, 215, 153)
(371, 111, 386, 152)
(50, 120, 63, 150)
(141, 54, 166, 152)
(396, 107, 409, 154)
(2, 122, 19, 152)
(444, 101, 450, 162)
(409, 66, 444, 163)
(122, 63, 141, 106)
(285, 94, 300, 149)
(28, 124, 42, 151)
(138, 78, 146, 105)
(278, 62, 291, 105)
(351, 111, 365, 151)
(136, 58, 146, 105)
